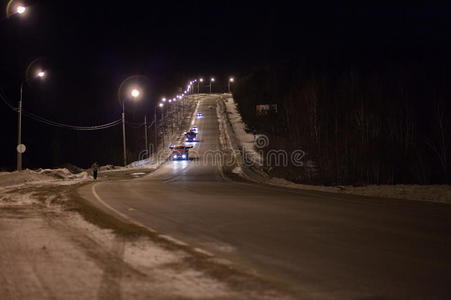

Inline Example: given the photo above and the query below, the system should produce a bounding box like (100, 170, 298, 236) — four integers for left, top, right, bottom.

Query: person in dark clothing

(91, 162, 99, 180)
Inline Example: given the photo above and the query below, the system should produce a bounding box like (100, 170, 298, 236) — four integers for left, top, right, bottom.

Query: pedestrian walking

(91, 162, 99, 180)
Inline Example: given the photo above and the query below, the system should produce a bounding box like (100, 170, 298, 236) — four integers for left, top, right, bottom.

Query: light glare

(131, 89, 140, 98)
(36, 71, 46, 78)
(17, 5, 26, 14)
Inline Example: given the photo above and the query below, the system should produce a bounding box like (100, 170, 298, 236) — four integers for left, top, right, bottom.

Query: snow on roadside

(0, 198, 240, 299)
(267, 177, 451, 204)
(0, 168, 89, 190)
(0, 192, 37, 207)
(0, 168, 90, 208)
(0, 184, 269, 299)
(224, 96, 263, 166)
(0, 169, 87, 211)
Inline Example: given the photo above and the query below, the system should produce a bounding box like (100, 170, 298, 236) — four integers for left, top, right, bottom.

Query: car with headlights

(196, 112, 204, 118)
(185, 130, 197, 142)
(169, 145, 193, 160)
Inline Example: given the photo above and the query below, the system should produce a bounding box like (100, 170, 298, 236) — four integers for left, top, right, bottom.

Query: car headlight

(182, 154, 186, 159)
(173, 155, 177, 158)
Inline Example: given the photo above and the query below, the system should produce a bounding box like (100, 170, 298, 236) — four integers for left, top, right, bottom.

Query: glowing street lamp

(16, 5, 26, 15)
(209, 77, 215, 93)
(130, 88, 140, 98)
(36, 70, 46, 78)
(17, 68, 46, 171)
(120, 86, 143, 166)
(197, 78, 203, 93)
(228, 77, 234, 93)
(153, 100, 167, 151)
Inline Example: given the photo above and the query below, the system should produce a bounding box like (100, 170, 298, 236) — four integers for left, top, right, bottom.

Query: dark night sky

(1, 1, 451, 169)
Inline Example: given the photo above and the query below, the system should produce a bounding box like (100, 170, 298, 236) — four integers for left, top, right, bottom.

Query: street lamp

(17, 69, 46, 171)
(130, 88, 140, 98)
(209, 77, 215, 93)
(121, 87, 142, 166)
(228, 77, 234, 93)
(16, 5, 25, 14)
(198, 78, 203, 93)
(153, 101, 166, 154)
(16, 5, 27, 15)
(6, 1, 28, 18)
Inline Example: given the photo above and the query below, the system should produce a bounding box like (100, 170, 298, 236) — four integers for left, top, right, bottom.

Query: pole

(181, 98, 184, 127)
(122, 100, 127, 166)
(17, 82, 23, 171)
(154, 105, 157, 155)
(209, 82, 212, 93)
(144, 115, 149, 159)
(161, 107, 165, 148)
(228, 81, 230, 93)
(171, 103, 174, 135)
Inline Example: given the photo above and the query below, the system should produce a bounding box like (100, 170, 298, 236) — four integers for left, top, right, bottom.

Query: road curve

(79, 95, 451, 299)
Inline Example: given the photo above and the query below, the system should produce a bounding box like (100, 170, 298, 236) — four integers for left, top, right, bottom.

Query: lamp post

(17, 70, 46, 171)
(122, 87, 141, 166)
(228, 77, 234, 93)
(159, 102, 164, 148)
(153, 102, 165, 154)
(144, 114, 149, 159)
(209, 77, 215, 93)
(8, 2, 27, 16)
(198, 78, 203, 94)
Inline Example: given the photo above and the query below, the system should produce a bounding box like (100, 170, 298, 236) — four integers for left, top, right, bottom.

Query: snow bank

(224, 96, 263, 166)
(36, 168, 90, 180)
(0, 192, 37, 207)
(0, 170, 56, 188)
(268, 177, 451, 204)
(0, 168, 89, 189)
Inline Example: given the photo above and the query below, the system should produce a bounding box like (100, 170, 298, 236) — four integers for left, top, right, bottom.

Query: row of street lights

(16, 73, 235, 168)
(192, 77, 235, 93)
(16, 71, 234, 169)
(121, 87, 187, 166)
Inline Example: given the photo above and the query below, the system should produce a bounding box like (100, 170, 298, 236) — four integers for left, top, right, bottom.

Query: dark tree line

(232, 53, 451, 185)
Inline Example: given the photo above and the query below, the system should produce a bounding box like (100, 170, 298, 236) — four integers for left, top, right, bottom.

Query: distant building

(256, 104, 277, 115)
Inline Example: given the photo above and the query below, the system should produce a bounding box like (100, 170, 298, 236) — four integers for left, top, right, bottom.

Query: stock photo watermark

(137, 134, 306, 168)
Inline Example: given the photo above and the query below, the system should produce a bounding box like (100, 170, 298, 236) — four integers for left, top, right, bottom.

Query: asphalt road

(80, 95, 451, 299)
